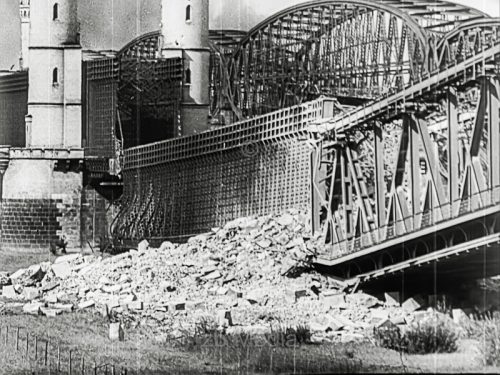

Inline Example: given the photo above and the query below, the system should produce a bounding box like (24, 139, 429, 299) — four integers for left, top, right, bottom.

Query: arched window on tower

(185, 5, 191, 22)
(53, 3, 59, 20)
(52, 68, 59, 85)
(185, 68, 191, 85)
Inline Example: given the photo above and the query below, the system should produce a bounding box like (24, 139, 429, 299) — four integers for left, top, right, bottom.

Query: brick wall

(0, 198, 62, 250)
(0, 159, 83, 251)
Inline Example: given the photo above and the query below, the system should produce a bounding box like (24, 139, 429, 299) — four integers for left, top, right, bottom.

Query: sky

(0, 0, 499, 70)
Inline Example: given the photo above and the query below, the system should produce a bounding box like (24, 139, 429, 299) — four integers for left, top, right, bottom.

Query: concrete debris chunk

(45, 295, 59, 304)
(41, 282, 60, 293)
(23, 302, 44, 315)
(285, 288, 308, 303)
(323, 293, 346, 309)
(347, 293, 381, 308)
(402, 297, 423, 313)
(385, 292, 401, 306)
(452, 308, 470, 325)
(102, 285, 122, 294)
(203, 270, 222, 280)
(2, 285, 19, 299)
(276, 214, 294, 227)
(216, 310, 233, 327)
(168, 301, 186, 311)
(41, 307, 63, 317)
(246, 288, 269, 305)
(185, 301, 206, 310)
(78, 300, 95, 310)
(109, 323, 124, 342)
(138, 240, 149, 253)
(128, 301, 143, 311)
(54, 254, 81, 264)
(22, 287, 40, 301)
(10, 268, 28, 280)
(227, 287, 243, 299)
(257, 239, 272, 249)
(0, 272, 10, 286)
(52, 303, 74, 312)
(51, 262, 72, 279)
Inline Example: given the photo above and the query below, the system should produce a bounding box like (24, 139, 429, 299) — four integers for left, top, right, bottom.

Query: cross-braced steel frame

(220, 0, 488, 118)
(107, 1, 500, 279)
(310, 18, 500, 279)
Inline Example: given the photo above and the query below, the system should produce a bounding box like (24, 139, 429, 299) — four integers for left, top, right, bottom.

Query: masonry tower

(25, 0, 82, 148)
(161, 0, 210, 135)
(19, 0, 30, 70)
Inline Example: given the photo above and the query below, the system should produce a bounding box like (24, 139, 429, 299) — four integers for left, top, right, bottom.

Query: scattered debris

(0, 210, 493, 343)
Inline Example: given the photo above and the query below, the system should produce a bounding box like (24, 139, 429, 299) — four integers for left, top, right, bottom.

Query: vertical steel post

(408, 114, 421, 229)
(310, 146, 321, 235)
(373, 123, 386, 240)
(447, 87, 459, 215)
(340, 150, 353, 239)
(488, 77, 500, 191)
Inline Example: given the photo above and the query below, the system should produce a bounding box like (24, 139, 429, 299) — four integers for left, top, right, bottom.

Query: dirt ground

(0, 309, 499, 374)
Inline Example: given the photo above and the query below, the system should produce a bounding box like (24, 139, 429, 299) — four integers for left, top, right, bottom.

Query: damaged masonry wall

(0, 159, 82, 251)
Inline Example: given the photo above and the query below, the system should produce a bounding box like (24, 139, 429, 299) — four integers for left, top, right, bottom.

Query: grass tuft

(374, 314, 459, 355)
(464, 312, 500, 366)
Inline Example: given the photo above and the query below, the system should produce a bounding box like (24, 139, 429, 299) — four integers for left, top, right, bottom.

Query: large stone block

(2, 285, 18, 299)
(109, 323, 124, 342)
(51, 262, 71, 279)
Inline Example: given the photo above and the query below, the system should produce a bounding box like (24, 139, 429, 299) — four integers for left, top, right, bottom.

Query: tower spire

(26, 0, 82, 148)
(161, 0, 211, 136)
(19, 0, 30, 70)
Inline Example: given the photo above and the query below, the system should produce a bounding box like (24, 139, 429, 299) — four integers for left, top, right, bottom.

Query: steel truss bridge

(109, 0, 500, 285)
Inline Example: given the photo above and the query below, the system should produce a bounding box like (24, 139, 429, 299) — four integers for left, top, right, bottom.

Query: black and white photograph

(0, 0, 499, 373)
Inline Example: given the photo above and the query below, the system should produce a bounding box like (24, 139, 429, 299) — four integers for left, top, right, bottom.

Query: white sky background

(0, 0, 499, 70)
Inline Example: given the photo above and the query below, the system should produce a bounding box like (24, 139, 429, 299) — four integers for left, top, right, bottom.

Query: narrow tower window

(185, 68, 191, 85)
(53, 3, 59, 20)
(185, 5, 191, 22)
(52, 68, 59, 85)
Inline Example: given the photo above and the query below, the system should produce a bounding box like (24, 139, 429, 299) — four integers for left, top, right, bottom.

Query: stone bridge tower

(25, 0, 82, 148)
(0, 1, 85, 252)
(161, 0, 210, 135)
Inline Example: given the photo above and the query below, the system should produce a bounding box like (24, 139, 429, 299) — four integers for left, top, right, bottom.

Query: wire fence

(0, 324, 128, 375)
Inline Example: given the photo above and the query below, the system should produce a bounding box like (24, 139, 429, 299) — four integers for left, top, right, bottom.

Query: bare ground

(0, 309, 499, 374)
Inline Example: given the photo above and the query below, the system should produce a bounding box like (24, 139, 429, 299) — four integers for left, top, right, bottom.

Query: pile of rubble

(0, 210, 474, 343)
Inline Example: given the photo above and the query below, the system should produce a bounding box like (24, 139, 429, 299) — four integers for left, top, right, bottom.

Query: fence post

(112, 365, 116, 375)
(35, 336, 38, 361)
(94, 362, 98, 375)
(16, 327, 20, 352)
(57, 345, 61, 372)
(26, 332, 29, 359)
(81, 355, 85, 375)
(5, 325, 8, 345)
(15, 327, 20, 351)
(44, 341, 48, 366)
(69, 350, 73, 375)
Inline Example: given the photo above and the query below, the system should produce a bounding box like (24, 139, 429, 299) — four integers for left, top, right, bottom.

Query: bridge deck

(350, 233, 500, 284)
(316, 200, 500, 267)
